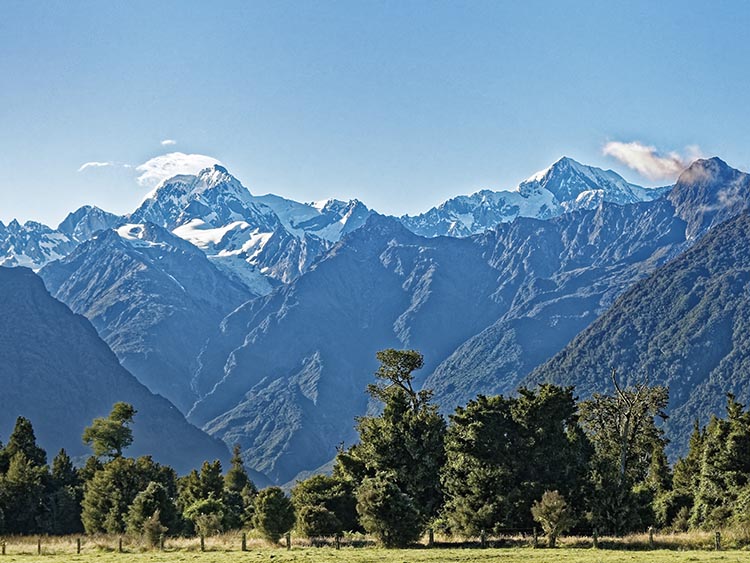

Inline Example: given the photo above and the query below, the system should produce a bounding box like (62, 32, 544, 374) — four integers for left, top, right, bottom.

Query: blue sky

(1, 0, 749, 225)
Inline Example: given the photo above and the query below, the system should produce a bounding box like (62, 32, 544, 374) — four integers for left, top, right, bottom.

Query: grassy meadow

(1, 531, 749, 562)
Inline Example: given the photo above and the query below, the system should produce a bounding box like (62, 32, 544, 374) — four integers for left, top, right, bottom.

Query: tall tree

(81, 455, 176, 534)
(441, 385, 591, 535)
(337, 349, 446, 529)
(691, 394, 750, 529)
(5, 417, 47, 466)
(578, 370, 669, 534)
(82, 402, 137, 459)
(46, 449, 83, 534)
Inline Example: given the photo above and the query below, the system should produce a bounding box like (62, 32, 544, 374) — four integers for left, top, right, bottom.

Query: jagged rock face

(529, 210, 750, 457)
(131, 165, 370, 291)
(0, 266, 228, 474)
(57, 205, 123, 242)
(667, 157, 750, 239)
(0, 219, 78, 269)
(400, 157, 670, 237)
(39, 223, 253, 413)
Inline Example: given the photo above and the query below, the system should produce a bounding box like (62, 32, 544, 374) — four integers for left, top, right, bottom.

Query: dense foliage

(2, 348, 750, 547)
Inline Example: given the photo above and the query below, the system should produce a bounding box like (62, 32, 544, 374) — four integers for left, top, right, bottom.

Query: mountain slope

(186, 158, 749, 482)
(0, 266, 228, 473)
(528, 210, 750, 455)
(187, 215, 506, 483)
(401, 157, 669, 237)
(39, 223, 253, 412)
(426, 158, 748, 408)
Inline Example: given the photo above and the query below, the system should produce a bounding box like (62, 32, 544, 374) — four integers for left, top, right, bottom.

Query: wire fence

(0, 528, 743, 555)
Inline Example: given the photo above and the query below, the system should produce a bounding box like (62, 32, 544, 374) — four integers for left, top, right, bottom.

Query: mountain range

(3, 155, 749, 481)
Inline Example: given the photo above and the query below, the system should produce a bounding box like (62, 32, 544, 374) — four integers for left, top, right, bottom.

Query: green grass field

(0, 547, 748, 563)
(1, 533, 749, 563)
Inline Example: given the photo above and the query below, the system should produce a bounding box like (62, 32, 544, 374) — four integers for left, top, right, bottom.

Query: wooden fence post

(241, 532, 247, 551)
(118, 537, 123, 553)
(533, 527, 539, 548)
(77, 537, 81, 554)
(428, 528, 434, 548)
(480, 529, 486, 548)
(715, 531, 721, 551)
(200, 535, 205, 552)
(37, 538, 41, 555)
(335, 534, 341, 550)
(1, 541, 4, 555)
(648, 526, 654, 549)
(592, 528, 598, 549)
(285, 533, 291, 550)
(159, 534, 165, 551)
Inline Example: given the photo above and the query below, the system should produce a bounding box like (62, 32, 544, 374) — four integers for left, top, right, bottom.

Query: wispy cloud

(602, 141, 703, 181)
(135, 152, 222, 188)
(161, 139, 177, 146)
(77, 161, 115, 172)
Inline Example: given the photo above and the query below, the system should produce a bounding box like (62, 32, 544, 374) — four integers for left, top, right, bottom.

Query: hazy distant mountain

(40, 223, 253, 413)
(400, 157, 670, 237)
(0, 266, 228, 474)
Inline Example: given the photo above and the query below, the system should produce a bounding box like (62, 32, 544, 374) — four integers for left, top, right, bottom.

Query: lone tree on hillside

(82, 402, 137, 459)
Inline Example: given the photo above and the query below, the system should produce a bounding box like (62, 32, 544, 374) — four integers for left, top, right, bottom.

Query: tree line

(1, 349, 749, 548)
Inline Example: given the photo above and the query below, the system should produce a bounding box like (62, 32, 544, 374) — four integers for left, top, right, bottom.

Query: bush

(531, 490, 574, 548)
(296, 504, 341, 539)
(252, 487, 295, 543)
(356, 474, 422, 548)
(184, 498, 225, 536)
(142, 510, 167, 548)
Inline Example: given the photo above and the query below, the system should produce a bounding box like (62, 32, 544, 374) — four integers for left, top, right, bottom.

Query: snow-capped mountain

(0, 219, 78, 269)
(130, 165, 371, 292)
(0, 206, 123, 270)
(254, 195, 372, 241)
(57, 205, 123, 241)
(400, 157, 671, 237)
(40, 221, 253, 412)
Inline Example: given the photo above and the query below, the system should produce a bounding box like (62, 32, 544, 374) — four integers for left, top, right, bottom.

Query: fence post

(428, 528, 434, 548)
(1, 541, 4, 555)
(285, 533, 291, 550)
(118, 537, 123, 553)
(37, 538, 41, 555)
(715, 531, 721, 551)
(77, 537, 81, 554)
(592, 528, 598, 549)
(200, 535, 205, 552)
(335, 534, 341, 550)
(480, 529, 486, 548)
(648, 526, 654, 549)
(159, 534, 165, 551)
(241, 532, 247, 552)
(533, 527, 539, 548)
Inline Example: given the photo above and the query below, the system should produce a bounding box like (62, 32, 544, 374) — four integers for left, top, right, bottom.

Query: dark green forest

(2, 350, 750, 547)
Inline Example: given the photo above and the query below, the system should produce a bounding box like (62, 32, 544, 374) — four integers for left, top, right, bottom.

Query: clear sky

(2, 0, 749, 226)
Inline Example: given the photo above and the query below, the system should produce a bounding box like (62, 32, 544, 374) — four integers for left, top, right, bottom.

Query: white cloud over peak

(602, 141, 703, 182)
(77, 161, 115, 172)
(161, 139, 177, 146)
(135, 152, 223, 188)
